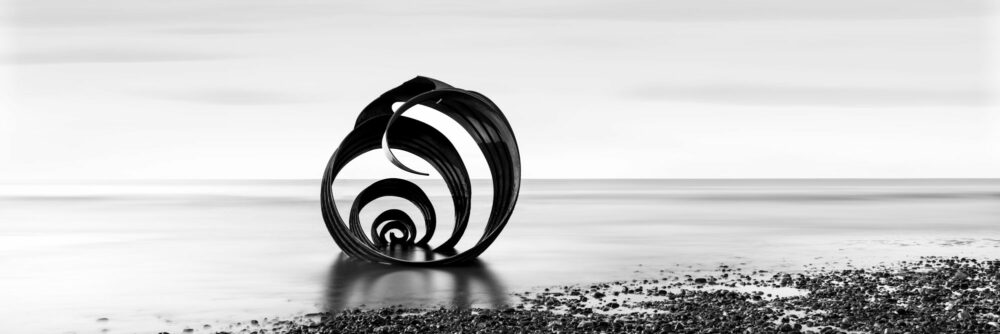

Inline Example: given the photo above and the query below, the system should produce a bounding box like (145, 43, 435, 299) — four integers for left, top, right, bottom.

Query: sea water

(1, 179, 998, 333)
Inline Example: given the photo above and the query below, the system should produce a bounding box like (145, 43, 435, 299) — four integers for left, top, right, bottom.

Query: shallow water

(1, 179, 999, 333)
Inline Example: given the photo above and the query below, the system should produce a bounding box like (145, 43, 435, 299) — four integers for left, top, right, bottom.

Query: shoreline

(179, 256, 999, 334)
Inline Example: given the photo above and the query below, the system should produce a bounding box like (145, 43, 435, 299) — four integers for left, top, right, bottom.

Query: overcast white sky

(0, 0, 998, 180)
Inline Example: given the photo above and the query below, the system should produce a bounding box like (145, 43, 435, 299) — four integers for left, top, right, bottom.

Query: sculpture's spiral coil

(320, 77, 520, 266)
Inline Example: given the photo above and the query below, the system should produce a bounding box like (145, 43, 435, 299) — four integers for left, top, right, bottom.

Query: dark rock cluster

(190, 257, 1000, 334)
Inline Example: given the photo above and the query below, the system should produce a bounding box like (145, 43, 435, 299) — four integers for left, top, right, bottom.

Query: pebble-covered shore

(186, 257, 999, 334)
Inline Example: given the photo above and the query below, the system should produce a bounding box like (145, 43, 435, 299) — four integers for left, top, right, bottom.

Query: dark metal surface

(320, 76, 521, 266)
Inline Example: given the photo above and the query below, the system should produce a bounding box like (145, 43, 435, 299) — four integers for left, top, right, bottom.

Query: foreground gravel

(198, 257, 999, 334)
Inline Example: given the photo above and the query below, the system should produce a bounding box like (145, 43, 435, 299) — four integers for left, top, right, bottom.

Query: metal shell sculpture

(320, 76, 520, 266)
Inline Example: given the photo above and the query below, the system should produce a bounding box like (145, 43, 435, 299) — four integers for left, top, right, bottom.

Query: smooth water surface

(2, 179, 999, 333)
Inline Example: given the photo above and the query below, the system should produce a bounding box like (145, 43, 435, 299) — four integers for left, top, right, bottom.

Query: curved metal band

(370, 209, 417, 247)
(320, 76, 520, 266)
(349, 178, 434, 246)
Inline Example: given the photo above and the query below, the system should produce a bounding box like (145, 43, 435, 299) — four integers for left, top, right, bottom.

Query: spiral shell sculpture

(320, 76, 520, 266)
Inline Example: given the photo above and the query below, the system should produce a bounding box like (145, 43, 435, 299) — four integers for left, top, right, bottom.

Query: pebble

(165, 256, 1000, 334)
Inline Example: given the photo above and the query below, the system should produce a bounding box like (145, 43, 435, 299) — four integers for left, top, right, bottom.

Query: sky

(0, 0, 998, 180)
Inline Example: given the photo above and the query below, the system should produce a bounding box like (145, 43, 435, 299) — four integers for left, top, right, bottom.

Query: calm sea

(2, 179, 999, 333)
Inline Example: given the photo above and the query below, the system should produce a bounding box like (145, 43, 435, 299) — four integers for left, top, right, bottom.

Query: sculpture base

(373, 244, 459, 263)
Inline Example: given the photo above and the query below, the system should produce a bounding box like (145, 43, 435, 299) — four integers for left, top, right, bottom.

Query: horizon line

(2, 177, 999, 183)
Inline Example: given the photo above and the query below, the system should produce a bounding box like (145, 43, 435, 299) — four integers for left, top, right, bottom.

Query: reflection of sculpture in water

(320, 76, 521, 266)
(323, 253, 508, 313)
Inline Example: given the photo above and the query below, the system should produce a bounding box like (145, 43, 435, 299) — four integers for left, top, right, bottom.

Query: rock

(780, 274, 793, 286)
(97, 318, 109, 322)
(694, 278, 708, 284)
